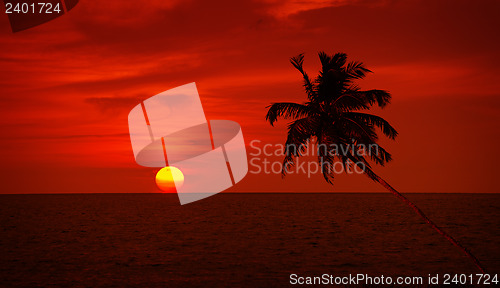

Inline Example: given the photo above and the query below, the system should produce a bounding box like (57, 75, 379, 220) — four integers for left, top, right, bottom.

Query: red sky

(0, 0, 499, 193)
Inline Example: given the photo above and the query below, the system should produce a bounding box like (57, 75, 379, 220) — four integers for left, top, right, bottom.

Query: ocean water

(0, 193, 498, 287)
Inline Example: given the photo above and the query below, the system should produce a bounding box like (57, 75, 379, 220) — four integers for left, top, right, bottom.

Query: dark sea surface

(0, 193, 499, 287)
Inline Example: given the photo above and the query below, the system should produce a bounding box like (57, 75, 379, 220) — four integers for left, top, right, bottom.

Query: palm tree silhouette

(265, 52, 485, 273)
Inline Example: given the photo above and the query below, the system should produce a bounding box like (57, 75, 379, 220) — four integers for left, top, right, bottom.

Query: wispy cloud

(259, 0, 388, 18)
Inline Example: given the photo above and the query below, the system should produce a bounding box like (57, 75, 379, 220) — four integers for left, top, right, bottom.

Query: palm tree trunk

(370, 173, 486, 273)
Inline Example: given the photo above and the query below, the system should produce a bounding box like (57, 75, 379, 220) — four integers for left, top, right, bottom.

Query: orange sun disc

(155, 166, 184, 192)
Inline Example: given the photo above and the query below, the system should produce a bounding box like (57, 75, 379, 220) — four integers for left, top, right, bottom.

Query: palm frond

(316, 135, 340, 184)
(280, 116, 319, 176)
(366, 145, 393, 166)
(343, 153, 379, 181)
(344, 61, 372, 80)
(318, 154, 335, 184)
(282, 154, 295, 177)
(350, 89, 392, 108)
(344, 112, 398, 140)
(336, 116, 378, 143)
(265, 102, 313, 126)
(331, 94, 370, 111)
(318, 51, 332, 70)
(284, 117, 318, 154)
(331, 52, 347, 69)
(290, 54, 316, 100)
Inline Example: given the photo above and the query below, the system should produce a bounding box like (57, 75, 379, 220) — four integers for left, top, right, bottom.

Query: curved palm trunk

(370, 173, 486, 273)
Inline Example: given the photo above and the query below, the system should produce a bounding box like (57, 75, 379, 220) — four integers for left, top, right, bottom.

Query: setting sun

(155, 166, 184, 192)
